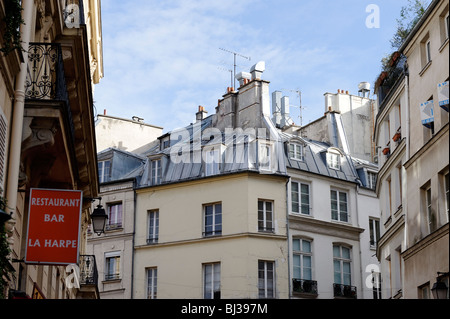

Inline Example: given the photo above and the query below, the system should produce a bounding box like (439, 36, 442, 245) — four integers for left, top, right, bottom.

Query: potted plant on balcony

(393, 131, 402, 142)
(0, 0, 25, 55)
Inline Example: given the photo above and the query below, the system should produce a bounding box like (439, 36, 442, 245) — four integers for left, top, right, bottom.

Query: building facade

(375, 0, 449, 299)
(1, 0, 103, 299)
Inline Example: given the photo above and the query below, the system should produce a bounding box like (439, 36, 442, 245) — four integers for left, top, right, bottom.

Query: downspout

(285, 177, 292, 299)
(130, 178, 137, 299)
(5, 0, 33, 220)
(403, 69, 410, 253)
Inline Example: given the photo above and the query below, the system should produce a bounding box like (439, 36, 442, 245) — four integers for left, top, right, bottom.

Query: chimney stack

(235, 72, 252, 87)
(250, 61, 265, 81)
(272, 91, 282, 126)
(196, 106, 208, 122)
(281, 96, 290, 127)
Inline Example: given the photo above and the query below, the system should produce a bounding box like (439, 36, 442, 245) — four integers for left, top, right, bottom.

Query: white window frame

(369, 218, 380, 249)
(445, 172, 449, 222)
(258, 200, 274, 232)
(331, 189, 349, 223)
(426, 40, 432, 63)
(289, 143, 304, 161)
(327, 151, 341, 170)
(367, 171, 377, 190)
(204, 148, 220, 177)
(425, 186, 434, 233)
(259, 141, 272, 171)
(203, 263, 221, 299)
(107, 202, 123, 230)
(147, 210, 159, 244)
(151, 158, 162, 185)
(203, 203, 222, 237)
(333, 245, 352, 286)
(146, 267, 157, 299)
(258, 260, 275, 299)
(98, 160, 111, 183)
(105, 251, 121, 281)
(291, 181, 311, 215)
(292, 238, 313, 281)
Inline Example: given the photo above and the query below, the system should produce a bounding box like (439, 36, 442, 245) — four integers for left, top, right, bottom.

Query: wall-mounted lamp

(431, 272, 449, 299)
(88, 197, 108, 236)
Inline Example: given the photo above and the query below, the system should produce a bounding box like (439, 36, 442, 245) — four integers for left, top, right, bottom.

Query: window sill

(439, 38, 449, 53)
(419, 60, 432, 77)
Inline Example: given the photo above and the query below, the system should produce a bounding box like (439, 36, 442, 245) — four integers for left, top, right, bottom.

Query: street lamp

(431, 272, 449, 299)
(90, 198, 108, 236)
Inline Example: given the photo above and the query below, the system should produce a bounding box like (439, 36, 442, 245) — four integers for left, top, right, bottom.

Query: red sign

(25, 189, 83, 265)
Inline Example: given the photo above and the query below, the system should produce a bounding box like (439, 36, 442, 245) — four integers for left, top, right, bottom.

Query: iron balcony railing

(292, 279, 318, 296)
(79, 255, 98, 286)
(333, 283, 357, 299)
(25, 42, 75, 144)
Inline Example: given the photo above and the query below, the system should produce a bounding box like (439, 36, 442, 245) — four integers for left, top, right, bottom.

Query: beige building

(134, 172, 289, 299)
(1, 0, 103, 299)
(375, 0, 449, 299)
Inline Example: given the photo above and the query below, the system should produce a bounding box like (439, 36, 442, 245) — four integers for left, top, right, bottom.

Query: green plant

(390, 0, 427, 50)
(0, 0, 25, 55)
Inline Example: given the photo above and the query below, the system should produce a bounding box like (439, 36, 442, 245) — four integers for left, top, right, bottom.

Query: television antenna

(219, 48, 251, 89)
(281, 88, 307, 127)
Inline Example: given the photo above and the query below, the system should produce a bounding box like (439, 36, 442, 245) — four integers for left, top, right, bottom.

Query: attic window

(151, 159, 162, 185)
(327, 150, 341, 170)
(289, 143, 304, 161)
(98, 160, 111, 183)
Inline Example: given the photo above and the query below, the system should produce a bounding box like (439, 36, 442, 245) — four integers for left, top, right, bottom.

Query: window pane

(334, 260, 341, 284)
(333, 245, 340, 258)
(302, 240, 311, 253)
(292, 182, 299, 213)
(293, 255, 301, 279)
(293, 239, 300, 252)
(342, 247, 351, 259)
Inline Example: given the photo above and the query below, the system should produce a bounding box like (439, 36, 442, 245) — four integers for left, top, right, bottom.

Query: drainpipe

(403, 70, 410, 251)
(285, 177, 292, 299)
(5, 0, 33, 220)
(130, 178, 137, 299)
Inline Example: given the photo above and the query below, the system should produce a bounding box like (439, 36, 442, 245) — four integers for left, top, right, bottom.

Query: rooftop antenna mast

(282, 88, 306, 127)
(217, 67, 233, 88)
(219, 48, 251, 89)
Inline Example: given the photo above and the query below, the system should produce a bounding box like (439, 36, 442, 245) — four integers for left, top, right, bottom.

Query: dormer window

(204, 148, 220, 177)
(259, 141, 272, 171)
(98, 160, 111, 183)
(327, 150, 341, 170)
(151, 158, 162, 185)
(289, 143, 304, 161)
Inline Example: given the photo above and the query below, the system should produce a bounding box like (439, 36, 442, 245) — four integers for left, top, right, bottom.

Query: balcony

(77, 255, 100, 299)
(292, 279, 318, 297)
(79, 255, 98, 286)
(333, 283, 357, 299)
(25, 42, 75, 143)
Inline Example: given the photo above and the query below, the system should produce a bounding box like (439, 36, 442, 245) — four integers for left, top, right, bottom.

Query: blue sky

(94, 0, 428, 132)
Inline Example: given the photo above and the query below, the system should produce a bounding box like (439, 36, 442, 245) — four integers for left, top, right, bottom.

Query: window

(151, 159, 162, 185)
(259, 143, 271, 170)
(331, 190, 349, 222)
(419, 282, 430, 299)
(387, 176, 392, 217)
(203, 203, 222, 237)
(327, 151, 341, 170)
(203, 263, 220, 299)
(289, 143, 304, 161)
(146, 268, 157, 299)
(333, 245, 352, 286)
(445, 173, 449, 221)
(426, 40, 432, 63)
(293, 238, 312, 281)
(105, 252, 120, 281)
(107, 203, 122, 230)
(258, 200, 274, 232)
(291, 181, 310, 215)
(205, 149, 220, 177)
(98, 160, 111, 183)
(425, 186, 435, 233)
(258, 260, 275, 299)
(147, 210, 159, 244)
(369, 218, 380, 248)
(367, 171, 377, 190)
